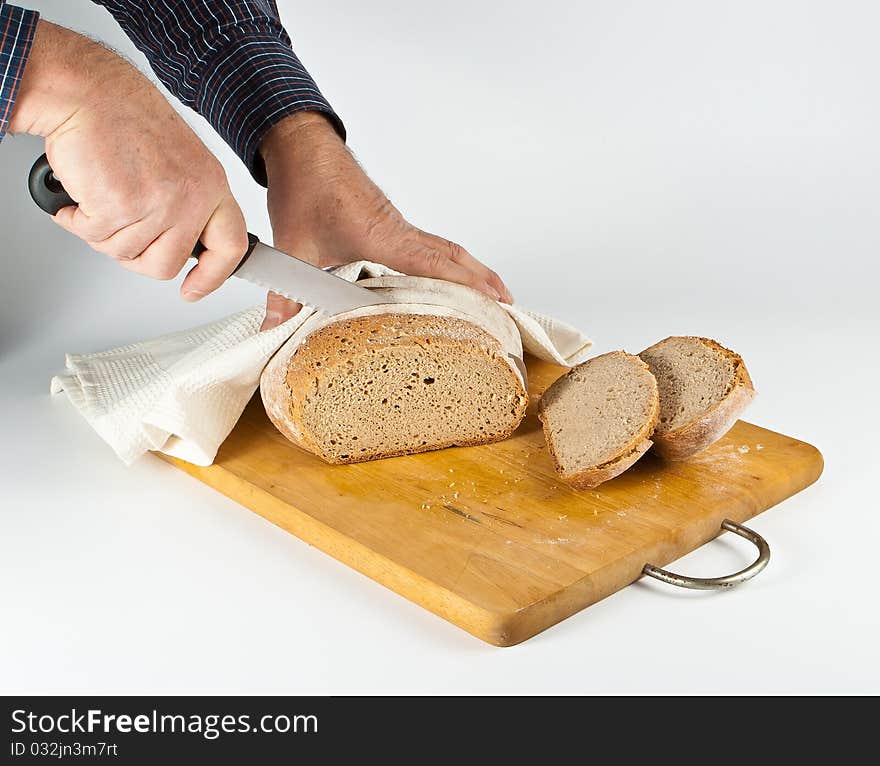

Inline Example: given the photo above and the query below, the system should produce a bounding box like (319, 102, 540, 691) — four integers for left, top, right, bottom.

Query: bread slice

(261, 312, 528, 464)
(638, 336, 755, 460)
(538, 351, 660, 489)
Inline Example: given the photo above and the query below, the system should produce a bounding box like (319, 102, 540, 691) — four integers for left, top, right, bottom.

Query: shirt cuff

(0, 3, 39, 140)
(193, 35, 345, 187)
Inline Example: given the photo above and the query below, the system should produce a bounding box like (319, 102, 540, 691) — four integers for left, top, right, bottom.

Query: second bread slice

(538, 351, 660, 489)
(638, 336, 755, 460)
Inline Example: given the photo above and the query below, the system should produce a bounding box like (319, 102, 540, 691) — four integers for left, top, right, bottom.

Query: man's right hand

(9, 20, 248, 301)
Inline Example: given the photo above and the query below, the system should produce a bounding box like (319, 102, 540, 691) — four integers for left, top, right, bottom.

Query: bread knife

(27, 154, 386, 316)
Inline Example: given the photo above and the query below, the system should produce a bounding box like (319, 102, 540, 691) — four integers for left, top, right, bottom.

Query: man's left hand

(258, 112, 513, 331)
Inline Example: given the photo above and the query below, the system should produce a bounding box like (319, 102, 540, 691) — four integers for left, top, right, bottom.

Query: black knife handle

(28, 153, 260, 263)
(192, 232, 261, 273)
(28, 154, 76, 215)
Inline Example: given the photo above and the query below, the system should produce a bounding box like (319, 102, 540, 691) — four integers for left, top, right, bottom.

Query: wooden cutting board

(158, 357, 823, 646)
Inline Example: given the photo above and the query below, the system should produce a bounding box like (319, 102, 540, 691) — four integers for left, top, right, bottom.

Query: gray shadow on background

(0, 134, 92, 352)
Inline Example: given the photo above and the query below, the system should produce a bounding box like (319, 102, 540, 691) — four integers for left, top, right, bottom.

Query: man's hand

(10, 21, 248, 300)
(258, 112, 513, 330)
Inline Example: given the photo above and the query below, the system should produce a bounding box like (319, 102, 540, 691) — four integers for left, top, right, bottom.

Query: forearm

(260, 111, 345, 184)
(91, 0, 344, 184)
(8, 19, 141, 137)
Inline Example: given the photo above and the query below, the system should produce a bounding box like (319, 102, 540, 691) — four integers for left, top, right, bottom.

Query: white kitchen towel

(51, 261, 592, 466)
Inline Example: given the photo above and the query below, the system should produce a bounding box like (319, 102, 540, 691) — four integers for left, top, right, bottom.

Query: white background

(1, 0, 877, 693)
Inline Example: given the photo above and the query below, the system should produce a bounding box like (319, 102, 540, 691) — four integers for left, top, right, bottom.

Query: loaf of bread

(638, 336, 754, 460)
(538, 351, 660, 489)
(260, 276, 528, 464)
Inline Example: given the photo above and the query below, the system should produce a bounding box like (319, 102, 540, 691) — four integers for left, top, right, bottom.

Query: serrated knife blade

(233, 240, 385, 315)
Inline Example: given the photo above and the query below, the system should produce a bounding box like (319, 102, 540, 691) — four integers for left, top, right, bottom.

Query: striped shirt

(0, 1, 37, 139)
(0, 0, 344, 185)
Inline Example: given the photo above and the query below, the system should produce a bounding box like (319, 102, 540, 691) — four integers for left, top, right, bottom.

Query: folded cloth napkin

(51, 262, 592, 466)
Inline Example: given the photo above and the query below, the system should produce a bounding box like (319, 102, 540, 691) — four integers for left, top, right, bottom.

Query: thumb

(261, 291, 302, 332)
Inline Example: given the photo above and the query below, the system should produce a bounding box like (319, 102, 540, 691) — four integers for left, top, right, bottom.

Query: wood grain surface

(158, 357, 823, 646)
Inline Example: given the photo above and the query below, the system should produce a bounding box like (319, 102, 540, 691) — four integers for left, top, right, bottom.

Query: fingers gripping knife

(27, 154, 385, 315)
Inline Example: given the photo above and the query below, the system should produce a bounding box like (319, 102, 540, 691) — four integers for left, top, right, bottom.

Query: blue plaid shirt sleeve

(0, 1, 39, 141)
(93, 0, 345, 185)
